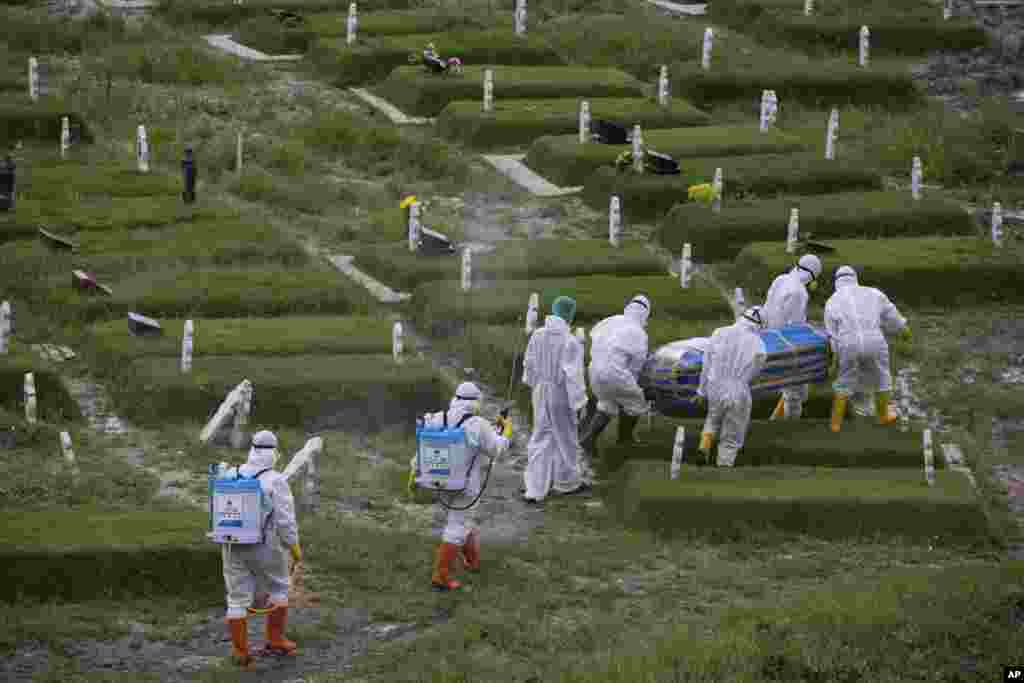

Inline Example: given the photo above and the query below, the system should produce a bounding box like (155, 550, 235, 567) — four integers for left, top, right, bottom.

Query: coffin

(640, 323, 831, 416)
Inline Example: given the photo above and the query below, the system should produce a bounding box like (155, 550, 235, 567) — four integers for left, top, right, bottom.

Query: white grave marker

(859, 26, 870, 68)
(609, 195, 622, 247)
(408, 201, 421, 252)
(786, 208, 800, 253)
(632, 125, 643, 173)
(181, 319, 194, 373)
(767, 91, 778, 128)
(461, 247, 472, 292)
(923, 428, 935, 486)
(803, 0, 813, 16)
(60, 116, 70, 159)
(236, 130, 244, 174)
(137, 125, 150, 173)
(760, 90, 770, 132)
(911, 156, 922, 200)
(680, 243, 693, 289)
(898, 374, 910, 432)
(670, 426, 686, 479)
(942, 0, 951, 20)
(483, 69, 494, 112)
(25, 372, 37, 424)
(712, 167, 723, 213)
(347, 3, 358, 45)
(515, 0, 527, 36)
(526, 292, 539, 334)
(29, 57, 39, 102)
(825, 108, 839, 160)
(0, 301, 10, 355)
(992, 201, 1004, 247)
(701, 28, 713, 71)
(579, 100, 590, 144)
(60, 431, 79, 477)
(393, 321, 404, 363)
(657, 65, 670, 106)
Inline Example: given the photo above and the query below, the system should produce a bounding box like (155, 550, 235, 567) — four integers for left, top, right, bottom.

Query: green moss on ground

(525, 126, 808, 187)
(0, 104, 92, 147)
(0, 353, 80, 423)
(373, 65, 644, 118)
(14, 161, 183, 200)
(437, 97, 710, 149)
(658, 191, 976, 261)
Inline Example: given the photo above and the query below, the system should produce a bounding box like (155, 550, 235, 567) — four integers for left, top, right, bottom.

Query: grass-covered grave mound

(735, 237, 1024, 307)
(658, 191, 976, 261)
(436, 97, 710, 149)
(311, 30, 564, 88)
(524, 125, 808, 188)
(0, 351, 80, 423)
(353, 238, 667, 291)
(373, 65, 645, 118)
(608, 460, 986, 543)
(582, 154, 883, 222)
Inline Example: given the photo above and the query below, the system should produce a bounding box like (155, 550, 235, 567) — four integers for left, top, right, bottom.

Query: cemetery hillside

(4, 0, 1024, 679)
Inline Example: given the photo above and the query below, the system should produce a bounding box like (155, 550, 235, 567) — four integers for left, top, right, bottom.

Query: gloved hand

(289, 543, 303, 574)
(495, 415, 513, 439)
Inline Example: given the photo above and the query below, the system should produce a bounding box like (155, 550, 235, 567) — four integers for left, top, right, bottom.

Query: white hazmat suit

(523, 314, 588, 500)
(762, 255, 821, 419)
(697, 309, 768, 467)
(222, 436, 299, 620)
(588, 296, 651, 418)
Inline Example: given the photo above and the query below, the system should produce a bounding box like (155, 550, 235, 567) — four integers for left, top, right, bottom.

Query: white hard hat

(455, 382, 481, 401)
(797, 254, 822, 280)
(251, 430, 278, 449)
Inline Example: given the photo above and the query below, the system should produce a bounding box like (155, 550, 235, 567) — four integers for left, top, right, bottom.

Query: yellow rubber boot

(830, 394, 848, 433)
(876, 391, 897, 426)
(769, 396, 786, 420)
(698, 432, 714, 465)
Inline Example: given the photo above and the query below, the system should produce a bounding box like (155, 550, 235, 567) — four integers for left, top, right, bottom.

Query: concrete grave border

(348, 88, 434, 125)
(203, 34, 304, 62)
(646, 0, 709, 16)
(483, 154, 583, 197)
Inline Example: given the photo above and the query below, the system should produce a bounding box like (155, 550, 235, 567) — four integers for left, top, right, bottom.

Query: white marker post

(760, 90, 770, 132)
(701, 28, 713, 71)
(408, 201, 420, 252)
(923, 428, 935, 486)
(734, 287, 745, 310)
(767, 91, 778, 128)
(658, 65, 670, 107)
(304, 440, 320, 512)
(859, 26, 870, 68)
(992, 201, 1004, 247)
(236, 130, 244, 174)
(60, 431, 79, 478)
(942, 0, 951, 20)
(911, 156, 922, 200)
(392, 321, 404, 363)
(29, 57, 39, 102)
(803, 0, 814, 16)
(898, 374, 910, 433)
(181, 319, 194, 373)
(526, 292, 539, 334)
(680, 243, 693, 289)
(483, 68, 494, 113)
(786, 208, 800, 254)
(578, 100, 590, 144)
(711, 167, 723, 213)
(670, 426, 686, 480)
(825, 108, 839, 160)
(230, 380, 253, 450)
(25, 372, 37, 424)
(346, 2, 358, 46)
(0, 301, 10, 355)
(609, 195, 622, 247)
(632, 125, 644, 173)
(60, 116, 70, 159)
(514, 0, 527, 36)
(137, 125, 150, 173)
(461, 247, 472, 292)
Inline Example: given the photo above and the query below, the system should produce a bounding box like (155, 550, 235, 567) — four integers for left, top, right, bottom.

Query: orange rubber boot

(262, 605, 297, 656)
(830, 394, 848, 433)
(876, 391, 897, 426)
(462, 529, 481, 572)
(227, 617, 252, 668)
(432, 543, 463, 591)
(769, 396, 786, 420)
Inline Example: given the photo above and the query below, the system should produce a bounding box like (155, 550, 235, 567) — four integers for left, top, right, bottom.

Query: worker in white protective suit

(522, 295, 589, 503)
(762, 254, 822, 420)
(222, 430, 302, 668)
(579, 295, 652, 462)
(695, 306, 768, 467)
(423, 382, 512, 592)
(824, 265, 911, 432)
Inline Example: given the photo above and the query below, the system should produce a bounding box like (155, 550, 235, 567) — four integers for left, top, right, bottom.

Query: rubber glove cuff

(289, 543, 302, 564)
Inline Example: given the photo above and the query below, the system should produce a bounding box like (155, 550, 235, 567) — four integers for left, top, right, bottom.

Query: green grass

(358, 205, 468, 244)
(436, 96, 711, 149)
(735, 237, 1024, 307)
(373, 65, 644, 118)
(13, 160, 183, 200)
(0, 508, 221, 604)
(524, 125, 808, 187)
(658, 191, 976, 262)
(353, 239, 668, 291)
(582, 154, 884, 222)
(0, 352, 80, 423)
(4, 197, 234, 239)
(610, 461, 987, 542)
(306, 8, 491, 39)
(0, 6, 131, 54)
(0, 103, 92, 147)
(156, 0, 417, 26)
(599, 419, 938, 473)
(410, 274, 732, 336)
(311, 30, 564, 87)
(105, 354, 445, 430)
